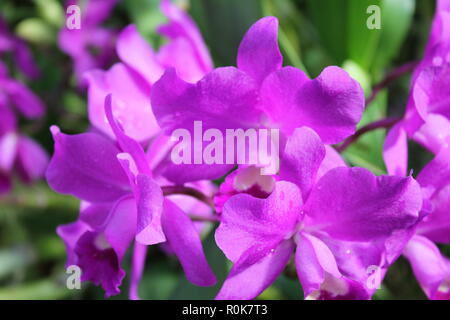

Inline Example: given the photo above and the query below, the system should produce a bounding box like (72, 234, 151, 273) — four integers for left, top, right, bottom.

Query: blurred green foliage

(0, 0, 446, 300)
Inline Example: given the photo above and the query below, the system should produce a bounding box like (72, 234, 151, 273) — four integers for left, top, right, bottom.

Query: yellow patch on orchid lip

(438, 280, 450, 294)
(233, 165, 275, 193)
(94, 233, 112, 250)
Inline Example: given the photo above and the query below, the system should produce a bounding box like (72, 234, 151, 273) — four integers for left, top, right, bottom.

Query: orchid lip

(94, 233, 112, 251)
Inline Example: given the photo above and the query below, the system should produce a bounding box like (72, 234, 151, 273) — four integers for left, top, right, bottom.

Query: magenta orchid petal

(0, 132, 18, 171)
(417, 146, 450, 197)
(404, 235, 450, 300)
(2, 79, 45, 119)
(161, 198, 216, 286)
(166, 180, 215, 221)
(297, 234, 376, 300)
(279, 127, 325, 201)
(157, 38, 207, 83)
(115, 151, 165, 246)
(76, 231, 126, 297)
(85, 64, 159, 142)
(413, 114, 450, 154)
(260, 66, 364, 144)
(0, 16, 39, 78)
(150, 66, 264, 183)
(316, 146, 347, 180)
(417, 185, 450, 243)
(135, 173, 165, 245)
(104, 95, 153, 176)
(158, 0, 213, 75)
(0, 104, 16, 134)
(116, 25, 164, 84)
(129, 242, 147, 300)
(383, 122, 408, 176)
(216, 181, 302, 262)
(151, 67, 261, 134)
(15, 135, 49, 183)
(46, 126, 130, 202)
(56, 220, 89, 266)
(146, 133, 174, 171)
(75, 195, 136, 298)
(79, 201, 113, 229)
(104, 196, 137, 261)
(414, 65, 450, 120)
(12, 39, 40, 79)
(80, 0, 118, 27)
(295, 232, 347, 299)
(237, 16, 282, 85)
(304, 167, 422, 241)
(215, 240, 295, 300)
(416, 147, 450, 243)
(317, 233, 401, 297)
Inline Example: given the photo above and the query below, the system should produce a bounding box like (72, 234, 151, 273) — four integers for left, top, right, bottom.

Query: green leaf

(262, 0, 309, 75)
(343, 92, 388, 175)
(0, 280, 71, 300)
(372, 0, 415, 72)
(138, 260, 179, 300)
(15, 18, 55, 45)
(342, 61, 387, 174)
(123, 0, 166, 45)
(34, 0, 64, 29)
(306, 0, 348, 64)
(169, 229, 229, 299)
(190, 0, 263, 66)
(347, 0, 382, 70)
(0, 246, 34, 280)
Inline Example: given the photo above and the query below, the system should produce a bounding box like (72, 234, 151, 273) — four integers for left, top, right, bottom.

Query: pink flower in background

(0, 16, 40, 79)
(0, 62, 47, 194)
(384, 0, 450, 176)
(59, 0, 118, 87)
(0, 16, 48, 194)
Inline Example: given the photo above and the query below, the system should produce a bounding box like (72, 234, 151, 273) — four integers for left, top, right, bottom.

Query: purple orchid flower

(0, 62, 45, 119)
(384, 0, 450, 175)
(0, 62, 47, 194)
(59, 0, 118, 87)
(0, 16, 40, 79)
(85, 0, 213, 142)
(47, 95, 217, 298)
(150, 16, 364, 184)
(214, 127, 423, 300)
(385, 145, 450, 300)
(0, 130, 49, 194)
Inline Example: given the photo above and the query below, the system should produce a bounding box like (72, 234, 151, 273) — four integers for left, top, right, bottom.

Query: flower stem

(366, 61, 419, 107)
(336, 116, 402, 153)
(189, 214, 220, 223)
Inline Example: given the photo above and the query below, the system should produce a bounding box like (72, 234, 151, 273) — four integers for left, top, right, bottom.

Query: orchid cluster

(46, 0, 450, 300)
(0, 16, 48, 194)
